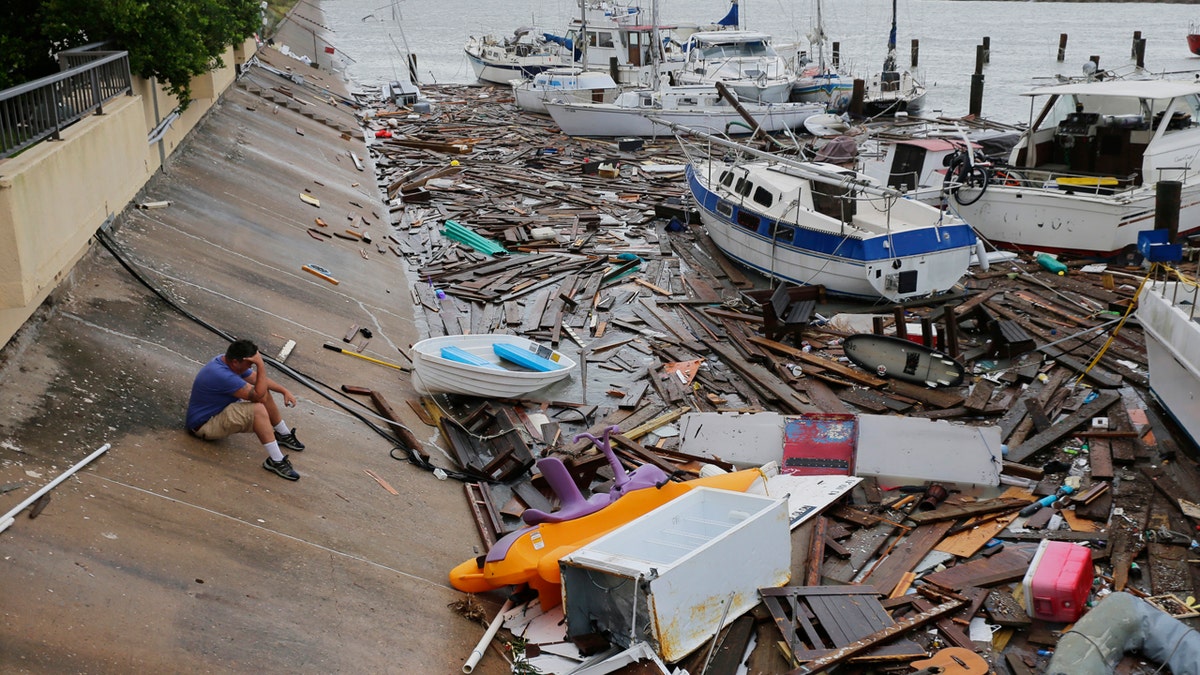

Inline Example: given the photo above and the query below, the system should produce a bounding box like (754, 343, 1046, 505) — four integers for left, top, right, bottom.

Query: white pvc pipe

(462, 598, 515, 673)
(0, 443, 111, 534)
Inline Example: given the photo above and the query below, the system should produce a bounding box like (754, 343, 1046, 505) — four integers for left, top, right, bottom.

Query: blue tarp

(543, 33, 572, 51)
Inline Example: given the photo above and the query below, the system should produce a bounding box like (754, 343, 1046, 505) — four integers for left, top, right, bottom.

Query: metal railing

(0, 44, 133, 159)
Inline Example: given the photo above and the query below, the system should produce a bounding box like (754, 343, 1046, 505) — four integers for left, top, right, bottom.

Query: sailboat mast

(651, 0, 661, 85)
(579, 0, 588, 68)
(884, 0, 898, 73)
(815, 0, 825, 71)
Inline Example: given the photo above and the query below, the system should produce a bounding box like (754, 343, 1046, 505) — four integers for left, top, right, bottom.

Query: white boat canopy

(1021, 80, 1200, 100)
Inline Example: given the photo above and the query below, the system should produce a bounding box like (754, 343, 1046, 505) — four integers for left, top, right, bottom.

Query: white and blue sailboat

(676, 127, 980, 301)
(791, 0, 853, 111)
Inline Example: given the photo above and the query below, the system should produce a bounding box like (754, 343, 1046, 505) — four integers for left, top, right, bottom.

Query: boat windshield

(699, 40, 776, 60)
(1044, 93, 1200, 133)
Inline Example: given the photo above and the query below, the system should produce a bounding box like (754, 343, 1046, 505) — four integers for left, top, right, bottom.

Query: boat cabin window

(588, 31, 615, 49)
(716, 201, 734, 218)
(639, 94, 653, 107)
(719, 170, 734, 187)
(678, 97, 699, 107)
(736, 210, 760, 231)
(753, 186, 774, 207)
(737, 178, 754, 197)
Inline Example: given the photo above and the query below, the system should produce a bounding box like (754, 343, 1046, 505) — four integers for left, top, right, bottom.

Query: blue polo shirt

(186, 356, 251, 430)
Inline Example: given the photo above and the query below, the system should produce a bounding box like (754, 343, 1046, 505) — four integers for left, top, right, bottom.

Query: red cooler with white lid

(1022, 540, 1094, 622)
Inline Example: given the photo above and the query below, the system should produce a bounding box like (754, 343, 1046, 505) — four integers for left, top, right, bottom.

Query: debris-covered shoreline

(353, 82, 1200, 674)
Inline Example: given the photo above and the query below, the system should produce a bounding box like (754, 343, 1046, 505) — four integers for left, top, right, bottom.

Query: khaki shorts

(193, 401, 256, 440)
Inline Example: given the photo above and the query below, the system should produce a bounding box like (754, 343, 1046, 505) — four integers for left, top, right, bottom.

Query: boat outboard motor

(1046, 592, 1200, 675)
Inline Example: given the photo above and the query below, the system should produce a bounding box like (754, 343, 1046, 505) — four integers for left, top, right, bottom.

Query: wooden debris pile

(348, 84, 1200, 673)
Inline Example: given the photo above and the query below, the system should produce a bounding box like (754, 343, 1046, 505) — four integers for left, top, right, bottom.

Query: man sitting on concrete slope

(186, 339, 306, 481)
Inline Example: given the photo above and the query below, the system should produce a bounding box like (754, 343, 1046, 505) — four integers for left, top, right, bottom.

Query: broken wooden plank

(1006, 390, 1121, 463)
(923, 546, 1035, 591)
(906, 497, 1031, 525)
(862, 521, 954, 595)
(823, 521, 898, 585)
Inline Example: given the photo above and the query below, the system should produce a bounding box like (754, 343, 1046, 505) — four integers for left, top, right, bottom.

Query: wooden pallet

(760, 586, 924, 664)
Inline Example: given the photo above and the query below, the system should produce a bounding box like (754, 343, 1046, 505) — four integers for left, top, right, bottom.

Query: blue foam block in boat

(493, 343, 562, 372)
(440, 345, 504, 369)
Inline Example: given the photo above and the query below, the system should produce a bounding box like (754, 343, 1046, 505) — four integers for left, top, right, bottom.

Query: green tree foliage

(0, 0, 59, 89)
(1, 0, 261, 108)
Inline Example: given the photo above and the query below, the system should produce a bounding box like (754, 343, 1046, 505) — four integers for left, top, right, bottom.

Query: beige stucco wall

(135, 45, 245, 164)
(0, 41, 258, 348)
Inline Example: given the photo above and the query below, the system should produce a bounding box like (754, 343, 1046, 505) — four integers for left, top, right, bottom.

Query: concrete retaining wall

(0, 40, 257, 348)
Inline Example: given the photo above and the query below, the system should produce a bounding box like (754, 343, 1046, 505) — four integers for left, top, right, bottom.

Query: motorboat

(545, 82, 824, 137)
(542, 0, 821, 137)
(511, 67, 619, 114)
(861, 0, 926, 116)
(544, 0, 688, 88)
(1137, 272, 1200, 451)
(951, 78, 1200, 257)
(464, 28, 566, 85)
(410, 334, 577, 398)
(677, 127, 980, 301)
(675, 30, 795, 104)
(857, 125, 1020, 204)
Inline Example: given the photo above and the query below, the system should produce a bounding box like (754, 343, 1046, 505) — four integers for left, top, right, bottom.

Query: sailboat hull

(686, 163, 976, 301)
(546, 87, 823, 137)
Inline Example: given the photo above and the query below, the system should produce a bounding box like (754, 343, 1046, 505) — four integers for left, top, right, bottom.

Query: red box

(1022, 540, 1094, 622)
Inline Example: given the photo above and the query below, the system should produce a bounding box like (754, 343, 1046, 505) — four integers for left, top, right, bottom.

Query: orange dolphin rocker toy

(449, 426, 764, 609)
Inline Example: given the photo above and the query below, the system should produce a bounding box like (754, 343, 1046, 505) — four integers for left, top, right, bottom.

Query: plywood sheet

(936, 513, 1018, 558)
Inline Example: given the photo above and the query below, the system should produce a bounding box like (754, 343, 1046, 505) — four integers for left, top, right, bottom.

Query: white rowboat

(411, 335, 577, 398)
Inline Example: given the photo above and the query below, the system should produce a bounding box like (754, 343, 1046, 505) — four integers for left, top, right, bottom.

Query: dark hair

(225, 339, 259, 361)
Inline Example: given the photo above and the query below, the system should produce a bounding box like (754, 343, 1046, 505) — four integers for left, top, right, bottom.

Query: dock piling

(850, 78, 864, 117)
(1156, 181, 1182, 242)
(969, 45, 986, 117)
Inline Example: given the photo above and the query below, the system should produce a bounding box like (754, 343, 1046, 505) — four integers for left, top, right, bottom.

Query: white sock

(274, 421, 291, 436)
(264, 441, 285, 462)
